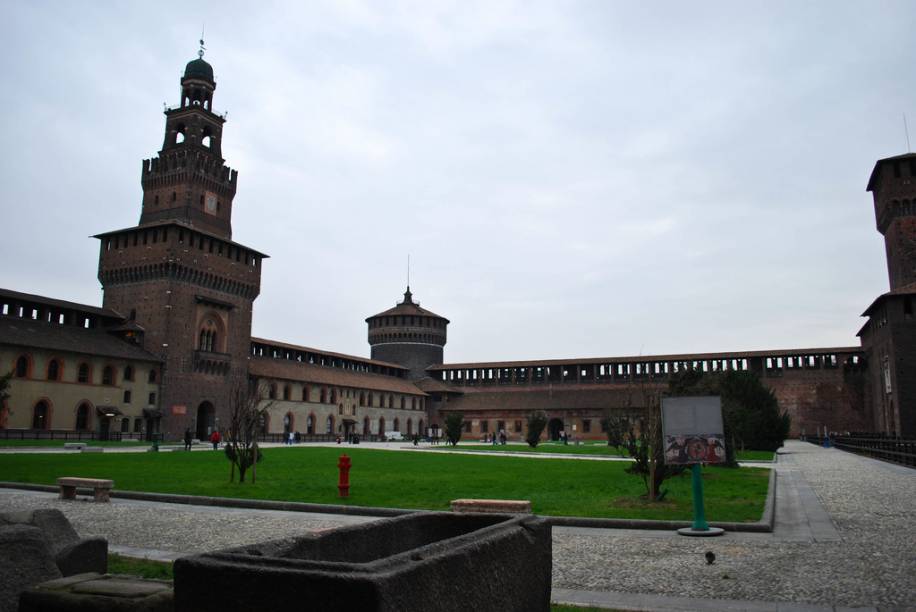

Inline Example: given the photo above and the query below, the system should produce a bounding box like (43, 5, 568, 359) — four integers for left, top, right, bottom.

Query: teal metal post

(691, 463, 709, 531)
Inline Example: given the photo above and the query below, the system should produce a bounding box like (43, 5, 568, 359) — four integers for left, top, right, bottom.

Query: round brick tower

(366, 287, 448, 380)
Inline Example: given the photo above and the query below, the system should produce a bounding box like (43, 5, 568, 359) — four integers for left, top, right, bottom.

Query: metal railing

(0, 429, 164, 442)
(807, 433, 916, 468)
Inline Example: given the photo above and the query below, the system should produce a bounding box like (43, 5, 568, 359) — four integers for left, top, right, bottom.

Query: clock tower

(138, 49, 237, 239)
(95, 46, 266, 440)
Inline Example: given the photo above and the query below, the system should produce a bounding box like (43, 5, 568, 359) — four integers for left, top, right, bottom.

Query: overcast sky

(1, 1, 913, 363)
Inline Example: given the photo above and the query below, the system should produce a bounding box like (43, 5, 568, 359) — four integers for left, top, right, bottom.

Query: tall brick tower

(366, 287, 449, 380)
(867, 153, 916, 290)
(95, 47, 267, 440)
(859, 153, 916, 436)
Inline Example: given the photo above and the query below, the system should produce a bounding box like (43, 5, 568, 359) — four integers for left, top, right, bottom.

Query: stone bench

(20, 573, 173, 612)
(80, 447, 104, 453)
(450, 499, 532, 514)
(57, 477, 114, 502)
(63, 443, 86, 450)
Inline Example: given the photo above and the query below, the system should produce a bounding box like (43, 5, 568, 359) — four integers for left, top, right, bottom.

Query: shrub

(526, 411, 548, 448)
(444, 413, 464, 447)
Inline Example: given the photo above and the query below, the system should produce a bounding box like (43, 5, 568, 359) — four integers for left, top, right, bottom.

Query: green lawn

(448, 443, 775, 462)
(735, 450, 776, 461)
(451, 443, 629, 456)
(0, 447, 769, 521)
(108, 554, 173, 580)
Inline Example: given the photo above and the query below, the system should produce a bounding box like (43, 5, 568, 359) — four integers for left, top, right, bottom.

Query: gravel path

(0, 440, 912, 609)
(553, 441, 915, 609)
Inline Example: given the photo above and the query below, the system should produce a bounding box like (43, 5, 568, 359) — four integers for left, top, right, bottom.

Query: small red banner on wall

(171, 404, 187, 415)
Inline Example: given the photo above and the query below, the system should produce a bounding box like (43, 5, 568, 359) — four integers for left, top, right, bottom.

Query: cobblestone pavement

(553, 441, 915, 610)
(0, 440, 912, 610)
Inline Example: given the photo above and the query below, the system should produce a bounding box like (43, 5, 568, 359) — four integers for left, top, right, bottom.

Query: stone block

(29, 509, 80, 555)
(174, 511, 551, 612)
(55, 537, 108, 577)
(0, 524, 62, 612)
(19, 573, 173, 612)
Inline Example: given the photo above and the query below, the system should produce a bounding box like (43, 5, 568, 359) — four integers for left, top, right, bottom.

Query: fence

(0, 429, 164, 442)
(808, 433, 916, 468)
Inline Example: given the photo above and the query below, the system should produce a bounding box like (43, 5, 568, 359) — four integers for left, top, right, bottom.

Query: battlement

(141, 153, 237, 188)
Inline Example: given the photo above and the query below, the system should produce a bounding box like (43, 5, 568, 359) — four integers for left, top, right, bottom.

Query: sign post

(660, 396, 726, 537)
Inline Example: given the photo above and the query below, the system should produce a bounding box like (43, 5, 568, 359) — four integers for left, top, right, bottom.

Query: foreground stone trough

(174, 511, 552, 612)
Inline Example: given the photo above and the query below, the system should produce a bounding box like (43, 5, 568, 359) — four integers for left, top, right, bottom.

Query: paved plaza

(0, 440, 913, 611)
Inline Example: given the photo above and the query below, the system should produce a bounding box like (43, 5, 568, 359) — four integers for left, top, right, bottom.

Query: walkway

(0, 440, 912, 610)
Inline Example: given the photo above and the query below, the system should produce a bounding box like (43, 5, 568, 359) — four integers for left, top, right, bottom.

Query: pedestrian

(209, 429, 221, 450)
(183, 428, 192, 451)
(288, 431, 294, 446)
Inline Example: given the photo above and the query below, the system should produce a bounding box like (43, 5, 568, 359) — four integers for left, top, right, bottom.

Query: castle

(1, 52, 913, 441)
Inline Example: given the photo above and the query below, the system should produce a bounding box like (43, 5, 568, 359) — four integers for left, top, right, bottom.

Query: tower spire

(199, 25, 206, 59)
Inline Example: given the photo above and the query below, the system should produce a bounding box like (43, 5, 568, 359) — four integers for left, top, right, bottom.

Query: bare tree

(621, 374, 686, 502)
(225, 377, 273, 484)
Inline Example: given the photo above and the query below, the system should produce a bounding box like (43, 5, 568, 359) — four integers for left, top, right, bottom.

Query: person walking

(183, 428, 193, 451)
(210, 429, 221, 450)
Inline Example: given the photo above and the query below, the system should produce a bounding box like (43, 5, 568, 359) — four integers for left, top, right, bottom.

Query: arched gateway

(196, 401, 215, 440)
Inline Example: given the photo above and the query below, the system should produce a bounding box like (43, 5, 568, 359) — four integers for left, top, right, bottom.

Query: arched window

(368, 393, 374, 407)
(124, 366, 134, 381)
(47, 359, 60, 381)
(120, 418, 129, 433)
(363, 417, 370, 436)
(148, 369, 157, 384)
(32, 401, 50, 430)
(302, 386, 310, 402)
(388, 395, 394, 409)
(15, 355, 29, 378)
(330, 389, 338, 403)
(400, 397, 405, 410)
(407, 418, 413, 436)
(326, 415, 334, 434)
(102, 366, 114, 386)
(306, 414, 315, 435)
(269, 384, 277, 400)
(320, 388, 327, 403)
(379, 417, 386, 435)
(75, 403, 91, 431)
(411, 398, 417, 410)
(198, 317, 222, 353)
(359, 392, 365, 407)
(394, 418, 400, 432)
(78, 363, 90, 384)
(283, 385, 291, 401)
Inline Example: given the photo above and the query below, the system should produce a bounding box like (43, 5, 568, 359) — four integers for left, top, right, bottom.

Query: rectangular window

(123, 390, 132, 403)
(148, 392, 156, 405)
(463, 421, 471, 433)
(582, 419, 591, 433)
(514, 420, 522, 433)
(480, 420, 489, 433)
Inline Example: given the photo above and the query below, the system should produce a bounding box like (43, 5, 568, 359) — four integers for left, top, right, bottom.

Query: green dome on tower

(183, 57, 213, 82)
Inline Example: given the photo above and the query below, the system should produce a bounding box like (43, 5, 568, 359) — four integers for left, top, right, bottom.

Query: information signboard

(661, 396, 725, 465)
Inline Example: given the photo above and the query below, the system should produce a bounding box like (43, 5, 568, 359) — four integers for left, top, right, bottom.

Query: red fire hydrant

(337, 454, 351, 498)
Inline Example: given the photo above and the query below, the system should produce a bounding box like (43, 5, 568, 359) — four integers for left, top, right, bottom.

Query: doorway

(196, 401, 215, 440)
(548, 418, 563, 441)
